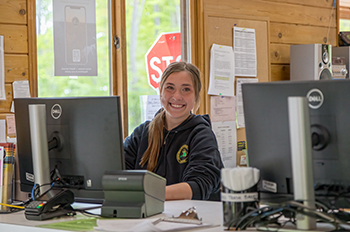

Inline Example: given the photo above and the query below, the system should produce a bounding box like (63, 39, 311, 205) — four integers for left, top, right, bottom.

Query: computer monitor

(14, 96, 125, 203)
(242, 80, 350, 205)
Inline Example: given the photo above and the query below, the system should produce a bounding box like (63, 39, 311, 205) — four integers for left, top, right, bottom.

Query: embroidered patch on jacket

(176, 145, 189, 164)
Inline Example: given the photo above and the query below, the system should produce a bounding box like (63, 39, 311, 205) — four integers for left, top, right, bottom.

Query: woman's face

(160, 71, 196, 129)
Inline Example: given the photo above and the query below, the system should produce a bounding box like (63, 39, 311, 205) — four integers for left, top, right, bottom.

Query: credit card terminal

(25, 188, 75, 221)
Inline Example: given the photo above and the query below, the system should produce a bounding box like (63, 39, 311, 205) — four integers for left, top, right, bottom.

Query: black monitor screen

(14, 96, 125, 203)
(242, 80, 350, 204)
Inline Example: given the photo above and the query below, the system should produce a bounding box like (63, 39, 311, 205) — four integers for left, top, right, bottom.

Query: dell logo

(51, 104, 62, 119)
(307, 89, 324, 109)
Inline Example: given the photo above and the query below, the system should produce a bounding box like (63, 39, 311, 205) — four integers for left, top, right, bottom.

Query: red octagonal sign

(145, 32, 181, 94)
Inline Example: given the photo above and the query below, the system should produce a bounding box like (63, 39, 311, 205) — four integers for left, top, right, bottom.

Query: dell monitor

(242, 79, 350, 206)
(14, 96, 125, 203)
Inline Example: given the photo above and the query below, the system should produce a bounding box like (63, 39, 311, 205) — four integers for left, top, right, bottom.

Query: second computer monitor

(15, 96, 125, 203)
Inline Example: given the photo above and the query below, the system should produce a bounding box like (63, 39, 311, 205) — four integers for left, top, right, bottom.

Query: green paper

(36, 218, 97, 231)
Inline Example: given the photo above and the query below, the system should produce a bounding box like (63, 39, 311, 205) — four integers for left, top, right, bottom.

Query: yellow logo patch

(176, 145, 189, 164)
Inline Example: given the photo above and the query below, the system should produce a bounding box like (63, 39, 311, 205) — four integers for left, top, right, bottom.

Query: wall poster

(53, 0, 97, 76)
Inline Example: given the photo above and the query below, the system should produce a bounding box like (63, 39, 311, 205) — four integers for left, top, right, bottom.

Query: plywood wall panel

(270, 22, 337, 45)
(0, 0, 27, 24)
(271, 64, 290, 81)
(0, 84, 14, 112)
(4, 54, 29, 83)
(0, 24, 28, 53)
(267, 0, 332, 7)
(203, 0, 334, 27)
(339, 7, 350, 19)
(270, 44, 290, 64)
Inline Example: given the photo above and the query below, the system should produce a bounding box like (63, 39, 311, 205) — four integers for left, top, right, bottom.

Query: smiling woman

(161, 71, 196, 130)
(124, 62, 224, 201)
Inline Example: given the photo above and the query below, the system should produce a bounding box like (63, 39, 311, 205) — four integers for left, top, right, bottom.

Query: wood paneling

(4, 54, 28, 83)
(270, 22, 337, 45)
(267, 0, 332, 7)
(203, 13, 270, 113)
(340, 7, 350, 20)
(0, 84, 14, 113)
(0, 0, 27, 24)
(340, 0, 350, 8)
(0, 24, 28, 53)
(270, 44, 290, 64)
(204, 0, 334, 27)
(271, 64, 290, 81)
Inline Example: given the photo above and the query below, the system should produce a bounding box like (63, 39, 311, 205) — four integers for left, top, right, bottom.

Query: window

(125, 0, 181, 134)
(35, 0, 183, 135)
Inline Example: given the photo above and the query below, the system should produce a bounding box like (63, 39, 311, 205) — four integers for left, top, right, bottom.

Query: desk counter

(0, 200, 225, 232)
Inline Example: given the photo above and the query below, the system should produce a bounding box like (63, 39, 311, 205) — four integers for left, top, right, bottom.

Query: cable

(225, 200, 350, 231)
(0, 203, 25, 209)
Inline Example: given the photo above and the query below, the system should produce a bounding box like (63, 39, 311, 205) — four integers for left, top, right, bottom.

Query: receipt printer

(101, 170, 166, 218)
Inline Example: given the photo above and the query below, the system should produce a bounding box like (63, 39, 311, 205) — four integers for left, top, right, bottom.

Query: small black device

(25, 188, 74, 221)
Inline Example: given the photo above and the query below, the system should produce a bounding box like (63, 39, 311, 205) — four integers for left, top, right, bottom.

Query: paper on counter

(212, 121, 237, 168)
(208, 44, 235, 96)
(13, 80, 31, 98)
(233, 27, 257, 77)
(236, 78, 258, 128)
(95, 218, 214, 232)
(210, 95, 235, 122)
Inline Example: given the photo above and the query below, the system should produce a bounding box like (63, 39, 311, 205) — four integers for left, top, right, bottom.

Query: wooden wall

(193, 0, 337, 85)
(191, 0, 338, 154)
(0, 0, 32, 137)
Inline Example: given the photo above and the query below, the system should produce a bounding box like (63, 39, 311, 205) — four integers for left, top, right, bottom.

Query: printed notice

(210, 96, 235, 122)
(233, 27, 257, 77)
(212, 121, 237, 168)
(140, 95, 162, 122)
(208, 44, 235, 96)
(13, 80, 31, 98)
(53, 0, 98, 76)
(236, 78, 258, 128)
(6, 114, 16, 136)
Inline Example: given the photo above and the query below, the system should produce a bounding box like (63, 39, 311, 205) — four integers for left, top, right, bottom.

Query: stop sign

(145, 32, 181, 94)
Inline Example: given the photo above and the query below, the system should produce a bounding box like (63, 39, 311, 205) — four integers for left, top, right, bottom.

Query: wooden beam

(27, 0, 37, 97)
(112, 0, 128, 138)
(190, 0, 206, 115)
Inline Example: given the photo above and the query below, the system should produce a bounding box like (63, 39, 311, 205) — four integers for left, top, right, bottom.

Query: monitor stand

(288, 97, 316, 230)
(258, 97, 319, 231)
(29, 104, 51, 195)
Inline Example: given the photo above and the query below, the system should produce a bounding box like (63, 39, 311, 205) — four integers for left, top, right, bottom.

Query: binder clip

(153, 207, 202, 225)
